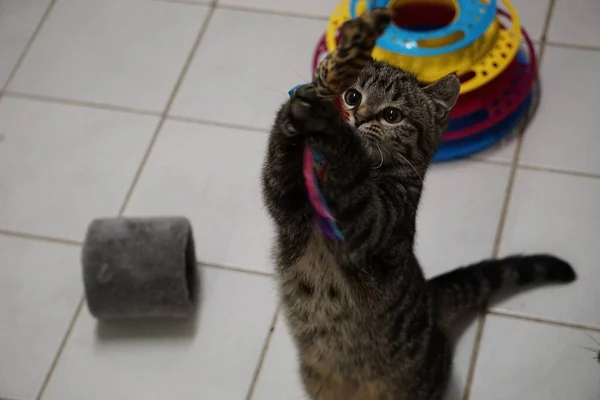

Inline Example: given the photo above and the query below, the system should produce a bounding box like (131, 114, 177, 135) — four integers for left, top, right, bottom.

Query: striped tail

(428, 254, 576, 328)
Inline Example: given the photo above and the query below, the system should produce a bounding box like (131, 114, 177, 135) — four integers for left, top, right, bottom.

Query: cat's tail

(428, 254, 576, 328)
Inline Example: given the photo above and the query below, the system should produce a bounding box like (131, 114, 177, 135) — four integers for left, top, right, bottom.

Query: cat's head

(340, 61, 460, 170)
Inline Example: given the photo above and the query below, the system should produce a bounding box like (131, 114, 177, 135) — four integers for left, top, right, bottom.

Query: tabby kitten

(261, 61, 576, 400)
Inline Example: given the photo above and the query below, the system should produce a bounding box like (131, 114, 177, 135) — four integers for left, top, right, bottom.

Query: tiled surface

(0, 98, 158, 240)
(216, 0, 338, 17)
(0, 0, 50, 88)
(510, 0, 552, 42)
(548, 0, 600, 47)
(1, 1, 600, 400)
(495, 169, 600, 328)
(170, 9, 325, 130)
(124, 120, 273, 274)
(251, 318, 306, 400)
(416, 161, 510, 276)
(9, 0, 209, 111)
(0, 236, 82, 400)
(470, 315, 600, 400)
(42, 267, 277, 400)
(519, 46, 600, 174)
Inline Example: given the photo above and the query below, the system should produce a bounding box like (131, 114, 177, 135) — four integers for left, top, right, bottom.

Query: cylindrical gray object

(82, 216, 197, 320)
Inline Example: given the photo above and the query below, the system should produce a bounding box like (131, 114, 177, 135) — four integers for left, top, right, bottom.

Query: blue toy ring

(349, 0, 498, 56)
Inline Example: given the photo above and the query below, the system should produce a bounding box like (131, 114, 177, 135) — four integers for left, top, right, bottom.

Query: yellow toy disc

(325, 0, 522, 94)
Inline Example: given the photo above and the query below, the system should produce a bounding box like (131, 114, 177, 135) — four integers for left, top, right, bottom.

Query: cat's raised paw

(289, 85, 341, 134)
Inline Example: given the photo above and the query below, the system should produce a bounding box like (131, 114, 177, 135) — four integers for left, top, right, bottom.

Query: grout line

(245, 308, 280, 400)
(466, 156, 513, 167)
(14, 93, 600, 184)
(539, 0, 559, 49)
(461, 311, 487, 398)
(11, 93, 600, 183)
(1, 0, 57, 92)
(0, 229, 81, 247)
(4, 91, 161, 117)
(36, 298, 85, 400)
(216, 3, 329, 21)
(516, 163, 600, 180)
(117, 6, 217, 215)
(546, 41, 600, 53)
(0, 228, 275, 278)
(7, 98, 600, 184)
(167, 114, 269, 133)
(461, 94, 528, 400)
(462, 1, 557, 398)
(200, 262, 274, 278)
(150, 0, 212, 6)
(487, 309, 600, 333)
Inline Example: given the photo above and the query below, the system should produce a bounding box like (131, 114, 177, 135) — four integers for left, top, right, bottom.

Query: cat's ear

(423, 73, 460, 120)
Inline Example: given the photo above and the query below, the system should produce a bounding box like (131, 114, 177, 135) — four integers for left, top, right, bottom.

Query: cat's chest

(279, 230, 353, 325)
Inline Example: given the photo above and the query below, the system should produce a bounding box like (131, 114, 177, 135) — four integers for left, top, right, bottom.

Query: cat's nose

(354, 114, 366, 127)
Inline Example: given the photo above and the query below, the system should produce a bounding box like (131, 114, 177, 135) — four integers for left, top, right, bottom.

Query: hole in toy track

(458, 70, 476, 83)
(389, 1, 465, 48)
(392, 1, 456, 32)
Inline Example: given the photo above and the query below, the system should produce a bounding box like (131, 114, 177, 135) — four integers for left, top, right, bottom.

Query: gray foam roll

(82, 217, 197, 320)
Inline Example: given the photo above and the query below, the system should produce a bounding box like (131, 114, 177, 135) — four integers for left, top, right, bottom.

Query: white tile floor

(0, 0, 599, 399)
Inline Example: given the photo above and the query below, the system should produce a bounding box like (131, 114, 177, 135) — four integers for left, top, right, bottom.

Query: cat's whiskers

(373, 142, 384, 169)
(585, 332, 600, 347)
(292, 68, 309, 82)
(394, 150, 424, 185)
(261, 86, 288, 95)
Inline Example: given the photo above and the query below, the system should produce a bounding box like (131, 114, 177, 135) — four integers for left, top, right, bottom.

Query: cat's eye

(344, 89, 362, 107)
(382, 107, 402, 124)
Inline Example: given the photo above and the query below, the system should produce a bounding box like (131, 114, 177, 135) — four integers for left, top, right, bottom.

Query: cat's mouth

(358, 128, 381, 143)
(361, 132, 379, 142)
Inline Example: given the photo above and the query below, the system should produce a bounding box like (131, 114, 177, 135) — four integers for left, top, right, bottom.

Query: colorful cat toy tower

(313, 0, 537, 162)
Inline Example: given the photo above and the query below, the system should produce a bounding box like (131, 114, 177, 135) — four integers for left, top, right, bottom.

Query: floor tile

(9, 0, 209, 111)
(0, 236, 82, 400)
(0, 98, 158, 240)
(509, 0, 551, 42)
(548, 0, 600, 47)
(124, 120, 274, 273)
(495, 168, 600, 328)
(42, 267, 277, 400)
(470, 315, 600, 400)
(0, 0, 50, 88)
(518, 47, 600, 174)
(170, 9, 326, 130)
(252, 318, 306, 400)
(416, 161, 511, 278)
(217, 0, 338, 17)
(253, 315, 479, 400)
(446, 322, 478, 400)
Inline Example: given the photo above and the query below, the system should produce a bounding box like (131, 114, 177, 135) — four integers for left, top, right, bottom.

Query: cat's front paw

(288, 85, 342, 138)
